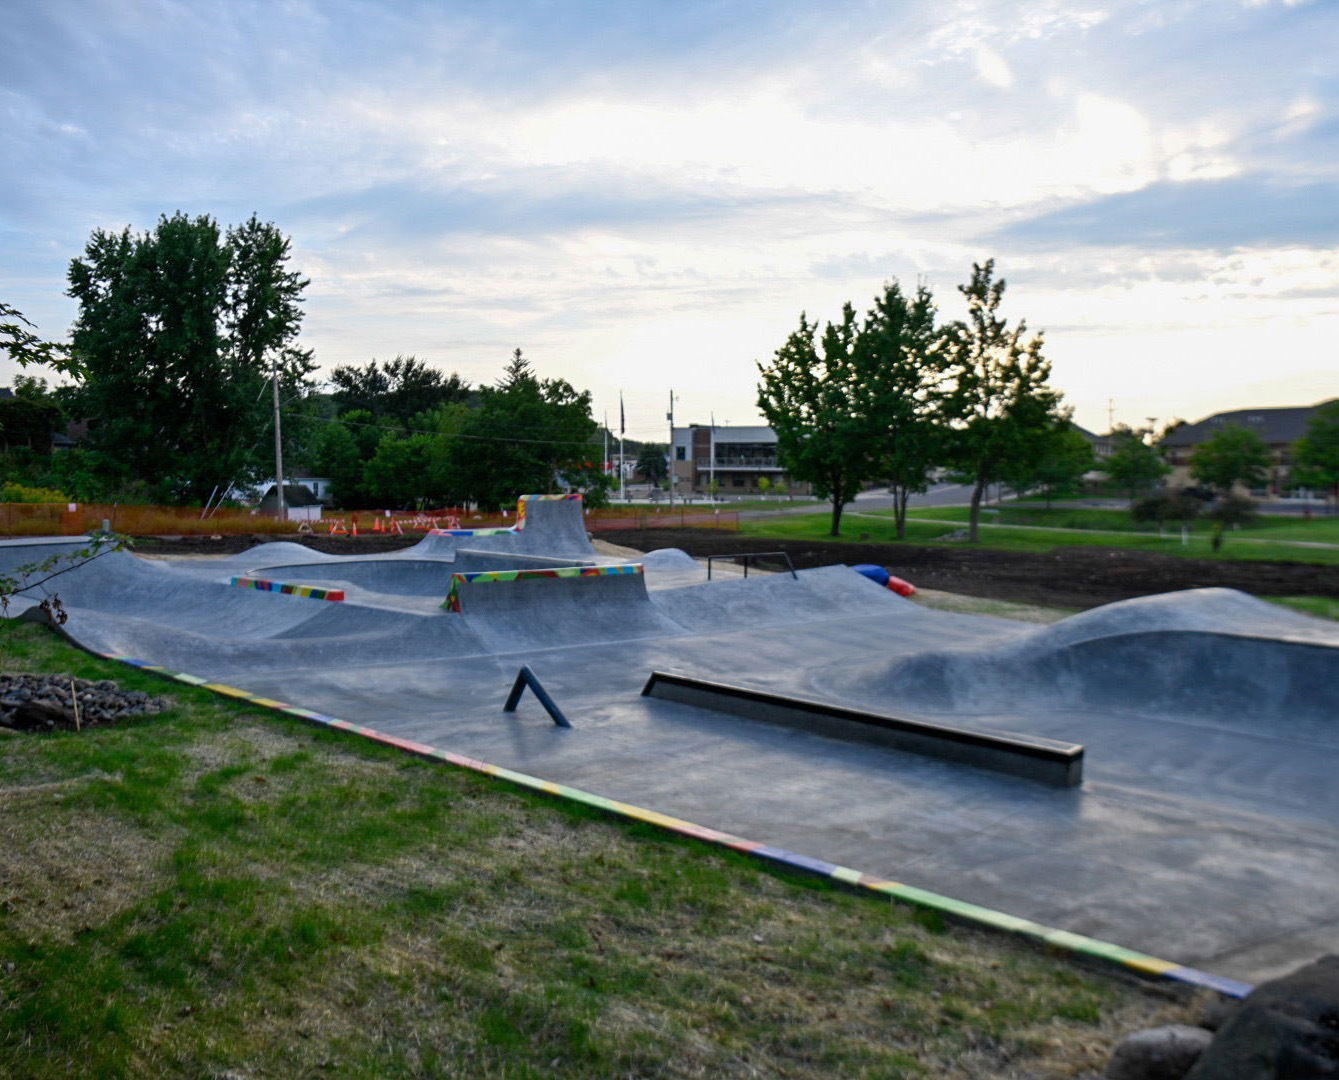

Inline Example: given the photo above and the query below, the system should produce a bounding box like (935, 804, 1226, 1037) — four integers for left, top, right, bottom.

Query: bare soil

(129, 529, 1339, 609)
(597, 528, 1339, 609)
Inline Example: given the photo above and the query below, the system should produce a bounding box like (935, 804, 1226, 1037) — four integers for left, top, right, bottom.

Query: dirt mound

(0, 675, 170, 733)
(598, 528, 1339, 609)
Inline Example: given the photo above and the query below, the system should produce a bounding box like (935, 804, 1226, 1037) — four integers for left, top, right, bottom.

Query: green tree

(66, 212, 315, 502)
(1007, 422, 1095, 507)
(636, 443, 668, 485)
(757, 305, 877, 536)
(1189, 425, 1271, 495)
(860, 280, 949, 538)
(1104, 426, 1170, 500)
(329, 355, 470, 428)
(363, 432, 437, 508)
(444, 350, 602, 510)
(0, 301, 77, 375)
(942, 261, 1062, 541)
(1292, 400, 1339, 506)
(0, 396, 63, 452)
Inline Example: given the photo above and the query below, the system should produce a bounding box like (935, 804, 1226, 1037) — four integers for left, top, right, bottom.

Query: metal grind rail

(706, 551, 798, 580)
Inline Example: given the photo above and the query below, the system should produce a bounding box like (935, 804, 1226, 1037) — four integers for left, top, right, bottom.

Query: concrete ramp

(425, 494, 594, 558)
(830, 588, 1339, 727)
(446, 563, 684, 650)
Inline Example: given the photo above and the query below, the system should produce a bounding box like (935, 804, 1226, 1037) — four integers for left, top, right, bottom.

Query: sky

(2, 0, 1337, 441)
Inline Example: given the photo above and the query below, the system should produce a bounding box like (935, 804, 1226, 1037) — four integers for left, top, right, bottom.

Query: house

(669, 424, 812, 497)
(1160, 400, 1337, 496)
(257, 483, 325, 521)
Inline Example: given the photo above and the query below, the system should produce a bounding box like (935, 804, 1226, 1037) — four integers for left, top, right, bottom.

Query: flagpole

(667, 389, 675, 510)
(709, 410, 715, 503)
(618, 391, 626, 503)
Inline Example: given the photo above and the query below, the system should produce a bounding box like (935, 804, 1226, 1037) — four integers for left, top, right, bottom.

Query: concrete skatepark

(3, 493, 1338, 993)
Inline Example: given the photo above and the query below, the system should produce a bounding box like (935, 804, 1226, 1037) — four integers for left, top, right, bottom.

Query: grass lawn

(741, 509, 1339, 566)
(0, 622, 1193, 1078)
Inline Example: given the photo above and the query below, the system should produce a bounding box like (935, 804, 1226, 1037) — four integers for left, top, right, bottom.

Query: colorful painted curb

(230, 576, 346, 602)
(100, 649, 1254, 1001)
(429, 493, 583, 538)
(443, 562, 642, 613)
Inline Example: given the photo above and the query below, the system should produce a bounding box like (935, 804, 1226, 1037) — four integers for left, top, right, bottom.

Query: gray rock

(1185, 954, 1339, 1079)
(1106, 1024, 1213, 1080)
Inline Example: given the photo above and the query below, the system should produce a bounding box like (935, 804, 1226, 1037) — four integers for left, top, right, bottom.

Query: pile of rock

(0, 674, 169, 733)
(1102, 955, 1339, 1079)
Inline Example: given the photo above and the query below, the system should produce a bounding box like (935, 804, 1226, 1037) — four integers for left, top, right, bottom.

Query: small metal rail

(503, 666, 571, 728)
(706, 551, 798, 580)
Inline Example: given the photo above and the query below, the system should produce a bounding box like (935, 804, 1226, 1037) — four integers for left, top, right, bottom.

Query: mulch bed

(129, 529, 1339, 610)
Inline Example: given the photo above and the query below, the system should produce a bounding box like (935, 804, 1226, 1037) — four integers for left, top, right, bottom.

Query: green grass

(1266, 596, 1339, 621)
(742, 508, 1339, 565)
(0, 622, 1192, 1078)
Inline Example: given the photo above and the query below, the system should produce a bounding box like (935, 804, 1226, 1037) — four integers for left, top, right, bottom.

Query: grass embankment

(741, 506, 1339, 566)
(0, 622, 1193, 1078)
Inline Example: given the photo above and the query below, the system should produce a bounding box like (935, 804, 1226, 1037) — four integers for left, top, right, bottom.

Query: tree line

(0, 213, 612, 510)
(758, 261, 1088, 539)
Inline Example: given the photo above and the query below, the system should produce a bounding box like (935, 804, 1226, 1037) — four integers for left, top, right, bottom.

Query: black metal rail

(705, 551, 798, 580)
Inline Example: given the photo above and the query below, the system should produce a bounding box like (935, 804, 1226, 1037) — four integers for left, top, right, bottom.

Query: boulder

(1185, 955, 1339, 1079)
(1105, 1024, 1213, 1080)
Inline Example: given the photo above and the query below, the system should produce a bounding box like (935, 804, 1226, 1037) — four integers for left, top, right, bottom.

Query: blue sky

(3, 0, 1337, 438)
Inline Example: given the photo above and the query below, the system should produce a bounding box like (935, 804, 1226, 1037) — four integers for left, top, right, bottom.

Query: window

(675, 446, 686, 460)
(732, 475, 745, 487)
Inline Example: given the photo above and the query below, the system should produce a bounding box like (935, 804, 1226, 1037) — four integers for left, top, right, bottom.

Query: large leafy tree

(1105, 426, 1170, 500)
(859, 281, 950, 538)
(66, 212, 315, 502)
(329, 355, 470, 428)
(942, 260, 1062, 542)
(636, 443, 668, 485)
(445, 350, 604, 510)
(757, 305, 876, 536)
(1292, 400, 1339, 506)
(1189, 425, 1271, 495)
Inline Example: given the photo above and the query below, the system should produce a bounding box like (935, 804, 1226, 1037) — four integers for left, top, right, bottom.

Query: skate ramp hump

(446, 563, 684, 649)
(828, 588, 1339, 726)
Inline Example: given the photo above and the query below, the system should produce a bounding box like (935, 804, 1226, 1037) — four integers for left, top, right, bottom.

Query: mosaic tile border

(230, 576, 345, 602)
(444, 562, 643, 612)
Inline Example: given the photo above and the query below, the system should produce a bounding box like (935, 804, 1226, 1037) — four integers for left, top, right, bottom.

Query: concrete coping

(641, 670, 1084, 788)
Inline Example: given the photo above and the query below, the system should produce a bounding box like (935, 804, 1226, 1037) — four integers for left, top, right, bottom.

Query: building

(669, 424, 812, 497)
(1160, 400, 1337, 496)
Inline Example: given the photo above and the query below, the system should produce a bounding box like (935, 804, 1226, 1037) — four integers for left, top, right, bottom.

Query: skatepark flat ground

(3, 505, 1338, 988)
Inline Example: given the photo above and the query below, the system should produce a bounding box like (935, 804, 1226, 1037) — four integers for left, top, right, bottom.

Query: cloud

(993, 175, 1339, 249)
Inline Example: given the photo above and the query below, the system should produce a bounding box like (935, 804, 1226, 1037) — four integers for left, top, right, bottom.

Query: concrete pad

(4, 497, 1338, 987)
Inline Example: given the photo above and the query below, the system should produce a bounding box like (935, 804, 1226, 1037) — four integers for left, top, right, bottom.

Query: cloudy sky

(3, 0, 1336, 439)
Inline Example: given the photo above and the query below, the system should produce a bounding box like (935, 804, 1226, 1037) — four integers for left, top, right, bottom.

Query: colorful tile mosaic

(443, 562, 642, 612)
(230, 576, 345, 602)
(96, 648, 1255, 1001)
(429, 493, 583, 538)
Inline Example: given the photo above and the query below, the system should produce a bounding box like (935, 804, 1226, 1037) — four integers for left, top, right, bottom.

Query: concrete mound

(830, 588, 1339, 725)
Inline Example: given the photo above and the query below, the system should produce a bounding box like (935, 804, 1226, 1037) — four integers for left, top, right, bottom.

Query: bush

(0, 482, 69, 504)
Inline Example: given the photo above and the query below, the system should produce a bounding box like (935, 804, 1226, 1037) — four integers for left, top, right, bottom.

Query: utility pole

(603, 410, 609, 488)
(272, 362, 286, 521)
(667, 389, 676, 510)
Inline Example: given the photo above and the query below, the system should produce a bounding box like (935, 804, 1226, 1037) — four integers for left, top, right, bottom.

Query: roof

(678, 424, 777, 442)
(1160, 400, 1337, 447)
(258, 483, 323, 508)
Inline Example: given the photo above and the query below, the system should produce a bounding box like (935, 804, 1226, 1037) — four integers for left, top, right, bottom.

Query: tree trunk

(968, 475, 988, 542)
(893, 485, 910, 539)
(829, 473, 845, 536)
